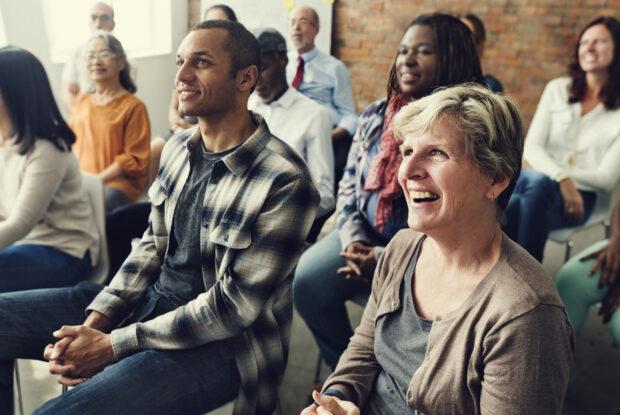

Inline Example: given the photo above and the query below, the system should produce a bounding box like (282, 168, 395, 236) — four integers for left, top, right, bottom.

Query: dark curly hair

(568, 16, 620, 110)
(386, 13, 485, 104)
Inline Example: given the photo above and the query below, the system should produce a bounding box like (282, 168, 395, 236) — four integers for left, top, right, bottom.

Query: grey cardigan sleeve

(480, 304, 575, 415)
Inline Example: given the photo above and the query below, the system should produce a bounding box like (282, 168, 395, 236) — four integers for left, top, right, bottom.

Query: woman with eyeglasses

(70, 31, 151, 213)
(0, 46, 98, 292)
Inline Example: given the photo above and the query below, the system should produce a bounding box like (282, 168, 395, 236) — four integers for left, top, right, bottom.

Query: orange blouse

(70, 93, 151, 202)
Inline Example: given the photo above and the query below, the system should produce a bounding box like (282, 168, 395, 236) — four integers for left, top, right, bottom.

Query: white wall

(0, 0, 188, 134)
(200, 0, 333, 54)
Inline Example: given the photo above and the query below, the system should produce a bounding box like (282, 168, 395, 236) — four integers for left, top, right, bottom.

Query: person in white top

(504, 16, 620, 262)
(287, 6, 357, 188)
(249, 28, 335, 239)
(0, 46, 98, 293)
(61, 2, 116, 112)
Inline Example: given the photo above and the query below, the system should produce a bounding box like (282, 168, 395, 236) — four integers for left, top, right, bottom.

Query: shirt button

(392, 301, 399, 309)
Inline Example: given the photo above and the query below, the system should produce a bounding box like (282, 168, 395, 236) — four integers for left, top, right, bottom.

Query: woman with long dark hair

(0, 46, 98, 292)
(293, 13, 485, 373)
(504, 16, 620, 261)
(70, 31, 151, 213)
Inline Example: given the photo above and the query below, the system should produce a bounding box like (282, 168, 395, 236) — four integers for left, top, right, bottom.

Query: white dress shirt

(249, 87, 335, 216)
(524, 77, 620, 192)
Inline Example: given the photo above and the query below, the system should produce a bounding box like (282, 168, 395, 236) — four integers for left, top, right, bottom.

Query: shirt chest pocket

(210, 224, 252, 276)
(547, 108, 574, 150)
(304, 67, 332, 87)
(146, 181, 170, 252)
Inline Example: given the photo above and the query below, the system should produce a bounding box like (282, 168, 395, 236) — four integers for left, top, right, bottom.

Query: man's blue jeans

(0, 282, 240, 414)
(0, 244, 91, 293)
(292, 230, 371, 370)
(503, 168, 596, 262)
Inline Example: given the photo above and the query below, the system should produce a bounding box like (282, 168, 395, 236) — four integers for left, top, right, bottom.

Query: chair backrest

(549, 189, 611, 243)
(82, 173, 110, 285)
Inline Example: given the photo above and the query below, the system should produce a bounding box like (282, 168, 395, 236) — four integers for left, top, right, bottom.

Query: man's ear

(237, 65, 259, 92)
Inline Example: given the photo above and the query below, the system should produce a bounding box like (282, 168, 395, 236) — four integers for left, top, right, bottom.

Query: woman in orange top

(70, 31, 150, 213)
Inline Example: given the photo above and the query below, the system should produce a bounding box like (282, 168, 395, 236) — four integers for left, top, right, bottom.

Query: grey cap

(254, 28, 287, 55)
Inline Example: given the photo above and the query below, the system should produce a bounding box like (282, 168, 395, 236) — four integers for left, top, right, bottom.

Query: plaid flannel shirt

(87, 115, 319, 414)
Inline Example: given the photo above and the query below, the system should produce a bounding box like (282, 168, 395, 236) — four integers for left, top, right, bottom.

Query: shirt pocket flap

(148, 181, 167, 206)
(210, 225, 252, 250)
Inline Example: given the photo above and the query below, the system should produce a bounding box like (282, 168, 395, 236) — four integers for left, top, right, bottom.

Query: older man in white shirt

(249, 29, 334, 238)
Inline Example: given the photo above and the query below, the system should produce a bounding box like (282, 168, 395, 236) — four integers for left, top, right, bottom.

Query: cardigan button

(392, 301, 399, 309)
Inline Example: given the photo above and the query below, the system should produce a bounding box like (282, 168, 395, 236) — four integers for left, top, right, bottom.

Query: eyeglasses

(91, 14, 112, 23)
(84, 51, 117, 62)
(289, 18, 315, 28)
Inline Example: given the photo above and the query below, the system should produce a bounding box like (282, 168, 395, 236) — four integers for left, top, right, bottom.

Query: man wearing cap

(249, 29, 334, 238)
(287, 5, 357, 188)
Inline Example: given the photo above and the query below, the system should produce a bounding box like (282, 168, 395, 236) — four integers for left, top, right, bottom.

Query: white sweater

(0, 139, 98, 263)
(524, 77, 620, 192)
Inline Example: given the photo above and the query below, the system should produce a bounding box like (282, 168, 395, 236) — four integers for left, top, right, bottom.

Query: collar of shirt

(270, 87, 298, 109)
(298, 47, 319, 63)
(181, 112, 269, 178)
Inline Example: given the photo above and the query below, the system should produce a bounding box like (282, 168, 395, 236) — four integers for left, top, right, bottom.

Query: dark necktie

(292, 56, 304, 89)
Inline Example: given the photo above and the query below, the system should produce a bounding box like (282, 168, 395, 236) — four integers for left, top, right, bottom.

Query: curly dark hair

(386, 13, 485, 104)
(568, 16, 620, 110)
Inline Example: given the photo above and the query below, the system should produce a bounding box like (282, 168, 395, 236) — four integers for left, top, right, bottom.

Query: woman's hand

(582, 236, 620, 322)
(558, 178, 584, 224)
(300, 391, 360, 415)
(582, 237, 620, 288)
(337, 242, 376, 284)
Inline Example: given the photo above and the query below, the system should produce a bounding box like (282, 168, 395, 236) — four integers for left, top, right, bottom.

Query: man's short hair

(192, 20, 262, 74)
(254, 28, 287, 59)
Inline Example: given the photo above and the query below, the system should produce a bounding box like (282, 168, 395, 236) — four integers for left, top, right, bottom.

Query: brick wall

(332, 0, 620, 127)
(188, 0, 619, 126)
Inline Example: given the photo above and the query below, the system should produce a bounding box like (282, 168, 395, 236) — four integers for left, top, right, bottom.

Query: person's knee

(520, 169, 555, 197)
(292, 259, 319, 314)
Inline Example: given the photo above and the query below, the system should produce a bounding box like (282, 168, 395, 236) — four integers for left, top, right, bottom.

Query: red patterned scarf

(363, 94, 409, 232)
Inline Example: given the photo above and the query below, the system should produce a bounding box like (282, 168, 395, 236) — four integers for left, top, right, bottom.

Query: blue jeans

(503, 169, 596, 261)
(0, 244, 91, 293)
(0, 283, 240, 415)
(104, 186, 132, 214)
(293, 230, 371, 370)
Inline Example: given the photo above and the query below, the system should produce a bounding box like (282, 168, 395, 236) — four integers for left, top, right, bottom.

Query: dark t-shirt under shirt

(154, 141, 237, 306)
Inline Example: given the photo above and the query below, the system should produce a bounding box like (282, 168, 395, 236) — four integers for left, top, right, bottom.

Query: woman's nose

(400, 154, 424, 180)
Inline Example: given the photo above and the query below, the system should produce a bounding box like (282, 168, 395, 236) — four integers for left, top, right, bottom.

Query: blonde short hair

(394, 84, 524, 214)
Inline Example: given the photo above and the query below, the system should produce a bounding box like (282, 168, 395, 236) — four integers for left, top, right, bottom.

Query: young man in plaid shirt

(0, 20, 318, 415)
